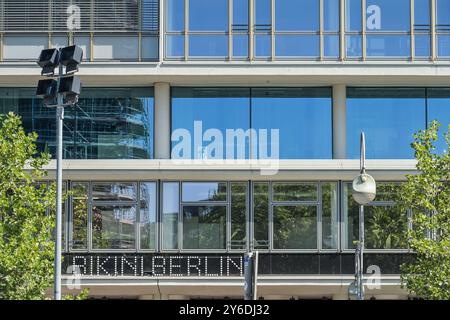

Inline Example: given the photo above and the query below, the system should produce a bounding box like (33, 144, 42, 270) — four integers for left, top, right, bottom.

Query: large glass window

(273, 206, 317, 249)
(182, 182, 227, 250)
(92, 204, 137, 250)
(346, 88, 426, 159)
(251, 88, 333, 159)
(275, 0, 319, 31)
(427, 88, 450, 154)
(322, 183, 338, 250)
(253, 182, 338, 251)
(139, 182, 157, 250)
(162, 182, 180, 250)
(162, 181, 248, 251)
(171, 88, 251, 160)
(189, 0, 228, 31)
(231, 183, 248, 250)
(171, 87, 332, 160)
(253, 182, 270, 250)
(183, 206, 227, 250)
(414, 0, 431, 58)
(343, 183, 409, 250)
(70, 182, 89, 250)
(0, 88, 154, 160)
(91, 182, 138, 250)
(182, 182, 227, 202)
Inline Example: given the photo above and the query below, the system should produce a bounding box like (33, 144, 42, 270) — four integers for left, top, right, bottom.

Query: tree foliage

(0, 113, 88, 300)
(0, 112, 56, 299)
(398, 121, 450, 300)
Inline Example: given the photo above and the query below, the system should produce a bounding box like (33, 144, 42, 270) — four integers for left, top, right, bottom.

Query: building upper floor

(2, 85, 449, 162)
(0, 0, 450, 63)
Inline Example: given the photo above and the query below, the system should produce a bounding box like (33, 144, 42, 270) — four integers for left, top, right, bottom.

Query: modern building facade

(1, 0, 450, 300)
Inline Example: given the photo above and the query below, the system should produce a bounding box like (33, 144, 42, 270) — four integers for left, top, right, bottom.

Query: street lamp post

(36, 45, 83, 300)
(350, 132, 376, 300)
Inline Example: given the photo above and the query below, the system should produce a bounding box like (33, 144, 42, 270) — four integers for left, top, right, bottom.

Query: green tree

(0, 113, 88, 300)
(0, 112, 56, 299)
(398, 121, 450, 300)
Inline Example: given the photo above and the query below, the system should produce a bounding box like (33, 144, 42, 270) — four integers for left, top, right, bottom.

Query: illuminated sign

(63, 254, 243, 277)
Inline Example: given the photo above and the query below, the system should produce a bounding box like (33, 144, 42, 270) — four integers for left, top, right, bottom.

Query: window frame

(252, 181, 340, 254)
(340, 181, 413, 254)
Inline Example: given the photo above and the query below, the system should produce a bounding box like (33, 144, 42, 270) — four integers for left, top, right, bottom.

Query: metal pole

(252, 251, 259, 300)
(358, 204, 364, 300)
(244, 252, 254, 300)
(54, 62, 63, 300)
(358, 132, 365, 300)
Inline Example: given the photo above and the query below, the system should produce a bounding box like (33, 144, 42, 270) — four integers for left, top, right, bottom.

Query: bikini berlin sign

(63, 254, 244, 277)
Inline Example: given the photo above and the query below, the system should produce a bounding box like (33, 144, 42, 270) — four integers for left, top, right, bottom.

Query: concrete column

(332, 84, 347, 159)
(154, 82, 171, 159)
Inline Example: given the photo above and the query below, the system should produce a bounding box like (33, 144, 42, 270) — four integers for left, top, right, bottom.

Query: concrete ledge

(37, 159, 418, 181)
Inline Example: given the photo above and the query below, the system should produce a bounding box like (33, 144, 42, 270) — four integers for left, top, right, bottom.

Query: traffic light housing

(37, 48, 60, 76)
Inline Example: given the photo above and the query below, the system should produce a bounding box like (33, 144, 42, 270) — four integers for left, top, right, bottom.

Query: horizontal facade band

(34, 160, 418, 181)
(2, 63, 450, 86)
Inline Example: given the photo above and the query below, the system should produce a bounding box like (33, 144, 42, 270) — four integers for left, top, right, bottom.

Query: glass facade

(347, 87, 450, 159)
(171, 87, 332, 159)
(0, 87, 154, 159)
(59, 180, 420, 253)
(165, 0, 450, 61)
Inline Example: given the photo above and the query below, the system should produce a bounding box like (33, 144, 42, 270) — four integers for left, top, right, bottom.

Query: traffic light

(36, 79, 57, 104)
(37, 48, 60, 76)
(36, 45, 83, 106)
(60, 45, 83, 74)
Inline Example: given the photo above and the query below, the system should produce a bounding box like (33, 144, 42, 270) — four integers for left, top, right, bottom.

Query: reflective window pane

(183, 206, 226, 249)
(346, 35, 362, 57)
(345, 0, 362, 32)
(92, 183, 137, 202)
(233, 35, 249, 57)
(233, 0, 249, 28)
(324, 35, 340, 57)
(253, 183, 269, 249)
(251, 88, 333, 159)
(189, 35, 228, 57)
(182, 182, 227, 202)
(344, 183, 408, 250)
(272, 183, 318, 202)
(71, 182, 89, 250)
(364, 206, 408, 249)
(415, 34, 431, 57)
(273, 206, 317, 249)
(321, 183, 338, 250)
(166, 35, 185, 58)
(0, 88, 155, 159)
(171, 88, 250, 160)
(162, 182, 179, 250)
(139, 182, 157, 250)
(366, 0, 410, 31)
(437, 0, 450, 28)
(255, 0, 271, 27)
(414, 0, 431, 30)
(366, 35, 410, 57)
(167, 0, 184, 31)
(324, 0, 340, 32)
(231, 183, 247, 250)
(427, 88, 450, 154)
(92, 205, 136, 250)
(255, 34, 271, 57)
(437, 35, 450, 57)
(275, 0, 319, 31)
(189, 0, 228, 31)
(347, 88, 426, 159)
(275, 35, 320, 57)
